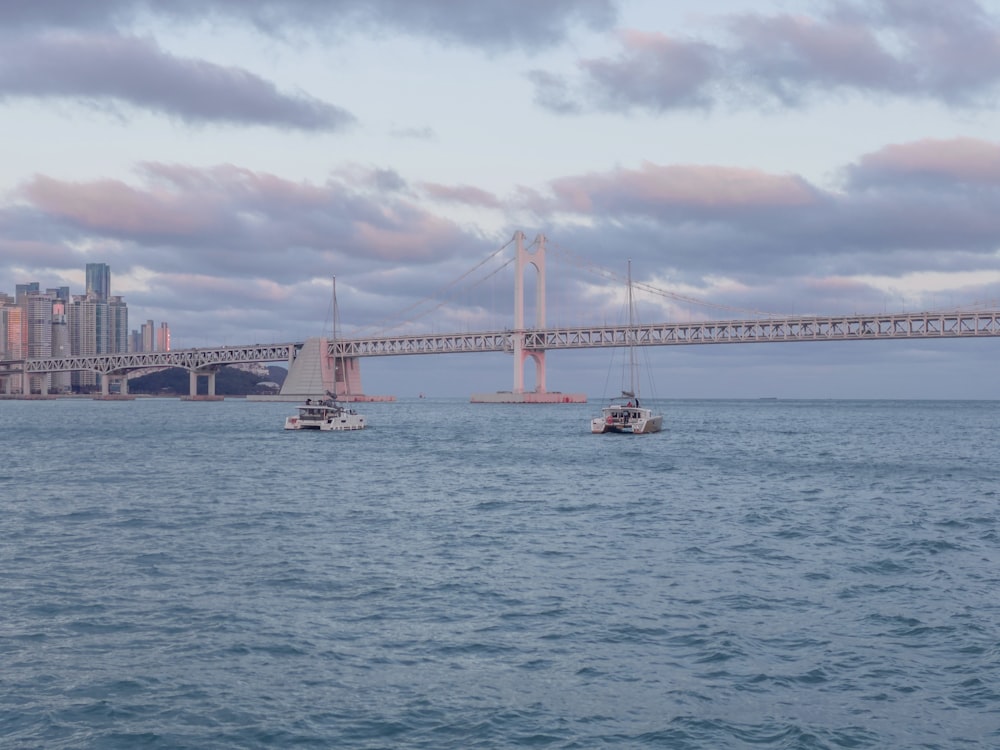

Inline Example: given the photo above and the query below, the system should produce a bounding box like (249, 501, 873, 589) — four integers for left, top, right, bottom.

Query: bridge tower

(513, 231, 546, 394)
(471, 231, 586, 403)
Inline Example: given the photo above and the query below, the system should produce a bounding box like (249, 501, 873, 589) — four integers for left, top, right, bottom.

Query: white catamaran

(591, 260, 663, 435)
(284, 276, 367, 431)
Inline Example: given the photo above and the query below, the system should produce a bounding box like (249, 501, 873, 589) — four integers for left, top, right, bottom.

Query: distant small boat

(284, 397, 366, 431)
(591, 260, 663, 435)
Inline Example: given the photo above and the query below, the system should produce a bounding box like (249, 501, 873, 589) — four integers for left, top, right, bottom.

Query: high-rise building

(15, 282, 39, 304)
(26, 291, 55, 393)
(1, 304, 24, 358)
(0, 305, 11, 359)
(141, 319, 155, 352)
(157, 322, 171, 351)
(86, 263, 111, 300)
(0, 304, 25, 393)
(108, 296, 129, 354)
(68, 294, 105, 390)
(51, 299, 71, 392)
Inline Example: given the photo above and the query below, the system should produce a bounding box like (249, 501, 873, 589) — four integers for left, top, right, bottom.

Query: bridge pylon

(471, 231, 586, 403)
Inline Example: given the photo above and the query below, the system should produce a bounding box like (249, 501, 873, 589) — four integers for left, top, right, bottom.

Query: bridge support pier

(182, 368, 223, 401)
(93, 372, 135, 400)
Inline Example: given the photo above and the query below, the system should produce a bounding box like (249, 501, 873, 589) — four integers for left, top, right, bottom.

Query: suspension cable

(356, 234, 517, 334)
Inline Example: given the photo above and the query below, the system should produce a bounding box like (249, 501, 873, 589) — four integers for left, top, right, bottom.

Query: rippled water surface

(2, 398, 999, 748)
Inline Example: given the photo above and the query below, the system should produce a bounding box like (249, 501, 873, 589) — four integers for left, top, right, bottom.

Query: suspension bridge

(2, 231, 999, 399)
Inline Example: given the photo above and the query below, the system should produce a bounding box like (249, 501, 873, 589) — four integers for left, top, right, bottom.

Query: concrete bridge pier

(94, 371, 136, 400)
(182, 367, 224, 401)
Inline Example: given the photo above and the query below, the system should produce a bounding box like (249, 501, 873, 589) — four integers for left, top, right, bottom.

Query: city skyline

(2, 261, 171, 394)
(1, 1, 1000, 398)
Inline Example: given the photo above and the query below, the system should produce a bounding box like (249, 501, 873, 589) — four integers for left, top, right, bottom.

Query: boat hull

(591, 406, 662, 435)
(284, 404, 366, 431)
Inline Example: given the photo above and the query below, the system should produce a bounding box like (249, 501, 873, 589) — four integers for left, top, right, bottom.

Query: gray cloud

(0, 32, 353, 131)
(1, 0, 618, 51)
(532, 0, 1000, 114)
(10, 162, 489, 280)
(519, 139, 1000, 308)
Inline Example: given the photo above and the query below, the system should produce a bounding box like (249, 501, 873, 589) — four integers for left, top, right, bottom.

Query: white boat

(591, 260, 663, 435)
(284, 276, 367, 431)
(284, 397, 366, 431)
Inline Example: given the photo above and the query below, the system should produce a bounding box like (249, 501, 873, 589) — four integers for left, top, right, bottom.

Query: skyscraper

(51, 299, 71, 392)
(108, 296, 129, 354)
(157, 322, 171, 351)
(85, 263, 111, 300)
(141, 319, 155, 352)
(26, 291, 55, 393)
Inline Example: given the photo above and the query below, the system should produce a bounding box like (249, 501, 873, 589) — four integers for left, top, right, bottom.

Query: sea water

(1, 398, 998, 749)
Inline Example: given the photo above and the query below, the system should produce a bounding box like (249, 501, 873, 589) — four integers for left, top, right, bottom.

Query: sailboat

(590, 260, 663, 435)
(284, 276, 367, 431)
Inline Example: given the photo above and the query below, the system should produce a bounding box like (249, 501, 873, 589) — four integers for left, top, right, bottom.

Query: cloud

(532, 0, 1000, 113)
(846, 137, 1000, 188)
(0, 0, 618, 51)
(530, 30, 718, 114)
(420, 183, 503, 209)
(546, 162, 818, 216)
(13, 163, 488, 279)
(529, 140, 1000, 289)
(0, 32, 354, 131)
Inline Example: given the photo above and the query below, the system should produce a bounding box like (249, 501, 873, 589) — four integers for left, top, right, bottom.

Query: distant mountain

(129, 365, 287, 396)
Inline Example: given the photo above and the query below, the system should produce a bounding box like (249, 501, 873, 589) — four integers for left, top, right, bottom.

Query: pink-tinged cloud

(13, 163, 483, 275)
(20, 174, 220, 235)
(548, 162, 818, 216)
(420, 183, 502, 209)
(0, 31, 353, 131)
(353, 214, 466, 262)
(137, 163, 335, 210)
(849, 138, 1000, 186)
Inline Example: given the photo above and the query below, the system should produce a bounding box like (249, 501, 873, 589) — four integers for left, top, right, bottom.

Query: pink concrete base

(470, 391, 587, 404)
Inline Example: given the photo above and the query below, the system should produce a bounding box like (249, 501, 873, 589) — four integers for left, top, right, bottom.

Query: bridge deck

(1, 310, 998, 374)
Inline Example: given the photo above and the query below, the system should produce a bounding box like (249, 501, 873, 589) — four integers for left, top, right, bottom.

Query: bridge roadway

(2, 308, 998, 385)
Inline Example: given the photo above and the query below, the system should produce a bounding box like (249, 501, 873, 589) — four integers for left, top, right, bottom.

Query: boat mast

(627, 258, 638, 399)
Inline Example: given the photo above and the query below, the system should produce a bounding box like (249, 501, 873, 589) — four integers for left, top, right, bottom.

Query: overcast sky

(2, 0, 1000, 399)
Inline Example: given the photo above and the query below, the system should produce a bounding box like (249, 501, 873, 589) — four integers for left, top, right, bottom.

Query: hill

(129, 365, 287, 396)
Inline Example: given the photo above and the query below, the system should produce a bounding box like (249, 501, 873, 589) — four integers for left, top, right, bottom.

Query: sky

(2, 0, 1000, 399)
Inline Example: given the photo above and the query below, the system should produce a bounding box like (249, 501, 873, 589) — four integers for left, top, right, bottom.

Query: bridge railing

(2, 309, 998, 374)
